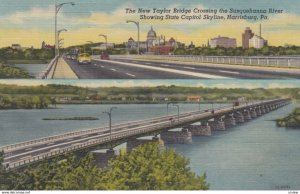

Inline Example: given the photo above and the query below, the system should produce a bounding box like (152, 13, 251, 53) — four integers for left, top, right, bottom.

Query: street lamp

(103, 107, 117, 149)
(86, 41, 94, 55)
(126, 20, 140, 55)
(55, 2, 74, 56)
(57, 29, 67, 55)
(99, 34, 108, 50)
(172, 104, 180, 122)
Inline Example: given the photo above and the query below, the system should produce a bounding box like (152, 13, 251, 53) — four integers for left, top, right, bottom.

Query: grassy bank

(0, 64, 33, 78)
(276, 108, 300, 128)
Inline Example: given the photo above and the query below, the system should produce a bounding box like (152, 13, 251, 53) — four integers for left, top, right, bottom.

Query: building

(186, 96, 202, 102)
(242, 27, 254, 49)
(209, 36, 237, 48)
(249, 35, 268, 49)
(41, 41, 55, 49)
(11, 44, 22, 50)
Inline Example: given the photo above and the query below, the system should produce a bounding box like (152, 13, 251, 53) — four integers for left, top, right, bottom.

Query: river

(13, 64, 47, 78)
(0, 103, 299, 190)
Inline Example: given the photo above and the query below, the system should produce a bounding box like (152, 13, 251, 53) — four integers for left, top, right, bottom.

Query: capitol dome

(147, 26, 157, 38)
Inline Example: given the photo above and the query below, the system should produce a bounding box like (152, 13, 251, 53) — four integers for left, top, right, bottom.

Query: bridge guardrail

(37, 56, 59, 79)
(112, 55, 300, 69)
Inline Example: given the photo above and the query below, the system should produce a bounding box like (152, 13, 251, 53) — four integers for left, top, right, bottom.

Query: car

(71, 54, 77, 60)
(66, 54, 71, 59)
(77, 53, 92, 64)
(100, 52, 110, 60)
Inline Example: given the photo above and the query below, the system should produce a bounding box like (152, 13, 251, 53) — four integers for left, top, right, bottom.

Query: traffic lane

(92, 60, 199, 79)
(64, 57, 198, 79)
(113, 58, 298, 79)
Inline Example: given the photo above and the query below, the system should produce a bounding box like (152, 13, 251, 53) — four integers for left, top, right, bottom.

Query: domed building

(147, 26, 159, 50)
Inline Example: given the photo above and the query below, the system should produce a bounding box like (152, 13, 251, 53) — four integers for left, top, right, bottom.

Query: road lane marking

(161, 64, 169, 67)
(219, 70, 240, 75)
(95, 59, 228, 78)
(183, 66, 196, 70)
(145, 63, 152, 65)
(110, 68, 117, 71)
(126, 73, 136, 77)
(101, 65, 105, 68)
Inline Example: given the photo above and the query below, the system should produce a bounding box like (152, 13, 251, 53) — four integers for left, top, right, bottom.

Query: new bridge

(0, 98, 290, 170)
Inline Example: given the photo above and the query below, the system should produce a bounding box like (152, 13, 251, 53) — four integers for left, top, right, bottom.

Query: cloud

(7, 5, 55, 24)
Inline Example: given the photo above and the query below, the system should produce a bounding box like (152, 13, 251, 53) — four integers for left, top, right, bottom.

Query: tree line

(0, 47, 54, 62)
(0, 142, 209, 190)
(174, 46, 300, 56)
(0, 95, 51, 109)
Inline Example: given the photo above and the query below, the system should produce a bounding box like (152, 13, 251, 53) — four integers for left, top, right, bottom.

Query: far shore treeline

(0, 84, 299, 109)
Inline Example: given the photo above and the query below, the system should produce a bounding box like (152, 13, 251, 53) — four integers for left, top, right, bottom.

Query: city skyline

(0, 0, 300, 48)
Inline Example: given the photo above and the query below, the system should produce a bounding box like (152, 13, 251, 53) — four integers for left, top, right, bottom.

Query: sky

(0, 79, 299, 89)
(0, 0, 300, 48)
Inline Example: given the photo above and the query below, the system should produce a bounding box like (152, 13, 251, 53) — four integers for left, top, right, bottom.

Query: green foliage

(0, 143, 209, 190)
(276, 108, 300, 127)
(96, 143, 209, 190)
(0, 64, 32, 78)
(174, 46, 300, 56)
(0, 47, 54, 62)
(0, 95, 50, 109)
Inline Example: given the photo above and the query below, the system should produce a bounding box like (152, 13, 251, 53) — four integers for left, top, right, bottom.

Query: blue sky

(1, 0, 300, 47)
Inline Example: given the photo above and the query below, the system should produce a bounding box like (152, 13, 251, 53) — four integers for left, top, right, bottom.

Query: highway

(1, 99, 289, 169)
(64, 56, 300, 79)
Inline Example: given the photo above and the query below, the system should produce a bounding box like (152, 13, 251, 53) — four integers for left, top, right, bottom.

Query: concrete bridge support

(265, 105, 270, 113)
(208, 118, 226, 131)
(255, 107, 262, 116)
(184, 122, 211, 136)
(92, 149, 116, 168)
(223, 115, 236, 128)
(126, 136, 163, 153)
(234, 112, 245, 124)
(243, 110, 252, 121)
(160, 129, 192, 144)
(250, 109, 257, 118)
(261, 106, 266, 114)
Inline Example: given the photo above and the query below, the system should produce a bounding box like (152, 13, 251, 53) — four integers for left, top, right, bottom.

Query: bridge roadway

(1, 99, 289, 169)
(62, 56, 300, 79)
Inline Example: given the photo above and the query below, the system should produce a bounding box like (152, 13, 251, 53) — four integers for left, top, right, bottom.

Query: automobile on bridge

(77, 53, 92, 64)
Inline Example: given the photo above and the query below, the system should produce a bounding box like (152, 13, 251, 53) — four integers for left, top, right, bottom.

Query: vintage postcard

(0, 0, 300, 193)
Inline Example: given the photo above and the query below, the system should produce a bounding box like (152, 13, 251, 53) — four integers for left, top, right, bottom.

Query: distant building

(209, 36, 237, 48)
(249, 35, 268, 49)
(11, 44, 22, 50)
(188, 41, 195, 49)
(41, 41, 55, 49)
(242, 27, 254, 49)
(186, 96, 202, 102)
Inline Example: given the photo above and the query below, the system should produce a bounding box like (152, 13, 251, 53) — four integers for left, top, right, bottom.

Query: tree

(95, 142, 209, 190)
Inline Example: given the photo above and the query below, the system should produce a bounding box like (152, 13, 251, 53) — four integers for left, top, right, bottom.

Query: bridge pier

(184, 122, 211, 136)
(223, 115, 236, 128)
(234, 112, 245, 124)
(250, 109, 257, 118)
(126, 136, 164, 153)
(208, 118, 226, 131)
(160, 129, 192, 144)
(255, 107, 262, 116)
(243, 110, 252, 121)
(92, 149, 116, 168)
(261, 106, 266, 114)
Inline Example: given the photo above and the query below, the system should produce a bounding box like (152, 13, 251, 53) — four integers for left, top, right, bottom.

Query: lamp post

(86, 41, 94, 55)
(55, 2, 74, 57)
(172, 104, 180, 122)
(57, 28, 68, 56)
(103, 107, 117, 149)
(99, 34, 108, 50)
(126, 20, 140, 55)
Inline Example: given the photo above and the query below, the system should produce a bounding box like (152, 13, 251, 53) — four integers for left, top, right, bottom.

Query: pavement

(52, 57, 78, 79)
(62, 56, 300, 79)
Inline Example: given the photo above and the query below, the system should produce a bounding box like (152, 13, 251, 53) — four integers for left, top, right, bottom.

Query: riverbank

(7, 59, 50, 64)
(276, 108, 300, 128)
(0, 63, 33, 78)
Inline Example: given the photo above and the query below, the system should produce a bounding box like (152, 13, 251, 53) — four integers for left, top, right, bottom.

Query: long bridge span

(1, 98, 290, 169)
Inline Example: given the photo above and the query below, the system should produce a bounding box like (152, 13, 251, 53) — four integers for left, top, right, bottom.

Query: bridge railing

(3, 99, 290, 169)
(112, 55, 300, 68)
(0, 99, 285, 153)
(37, 56, 59, 79)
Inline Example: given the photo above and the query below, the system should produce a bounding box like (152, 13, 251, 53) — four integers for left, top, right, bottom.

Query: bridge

(38, 55, 300, 79)
(1, 98, 290, 169)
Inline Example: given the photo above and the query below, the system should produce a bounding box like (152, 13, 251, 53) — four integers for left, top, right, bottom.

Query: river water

(13, 64, 47, 78)
(0, 103, 299, 190)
